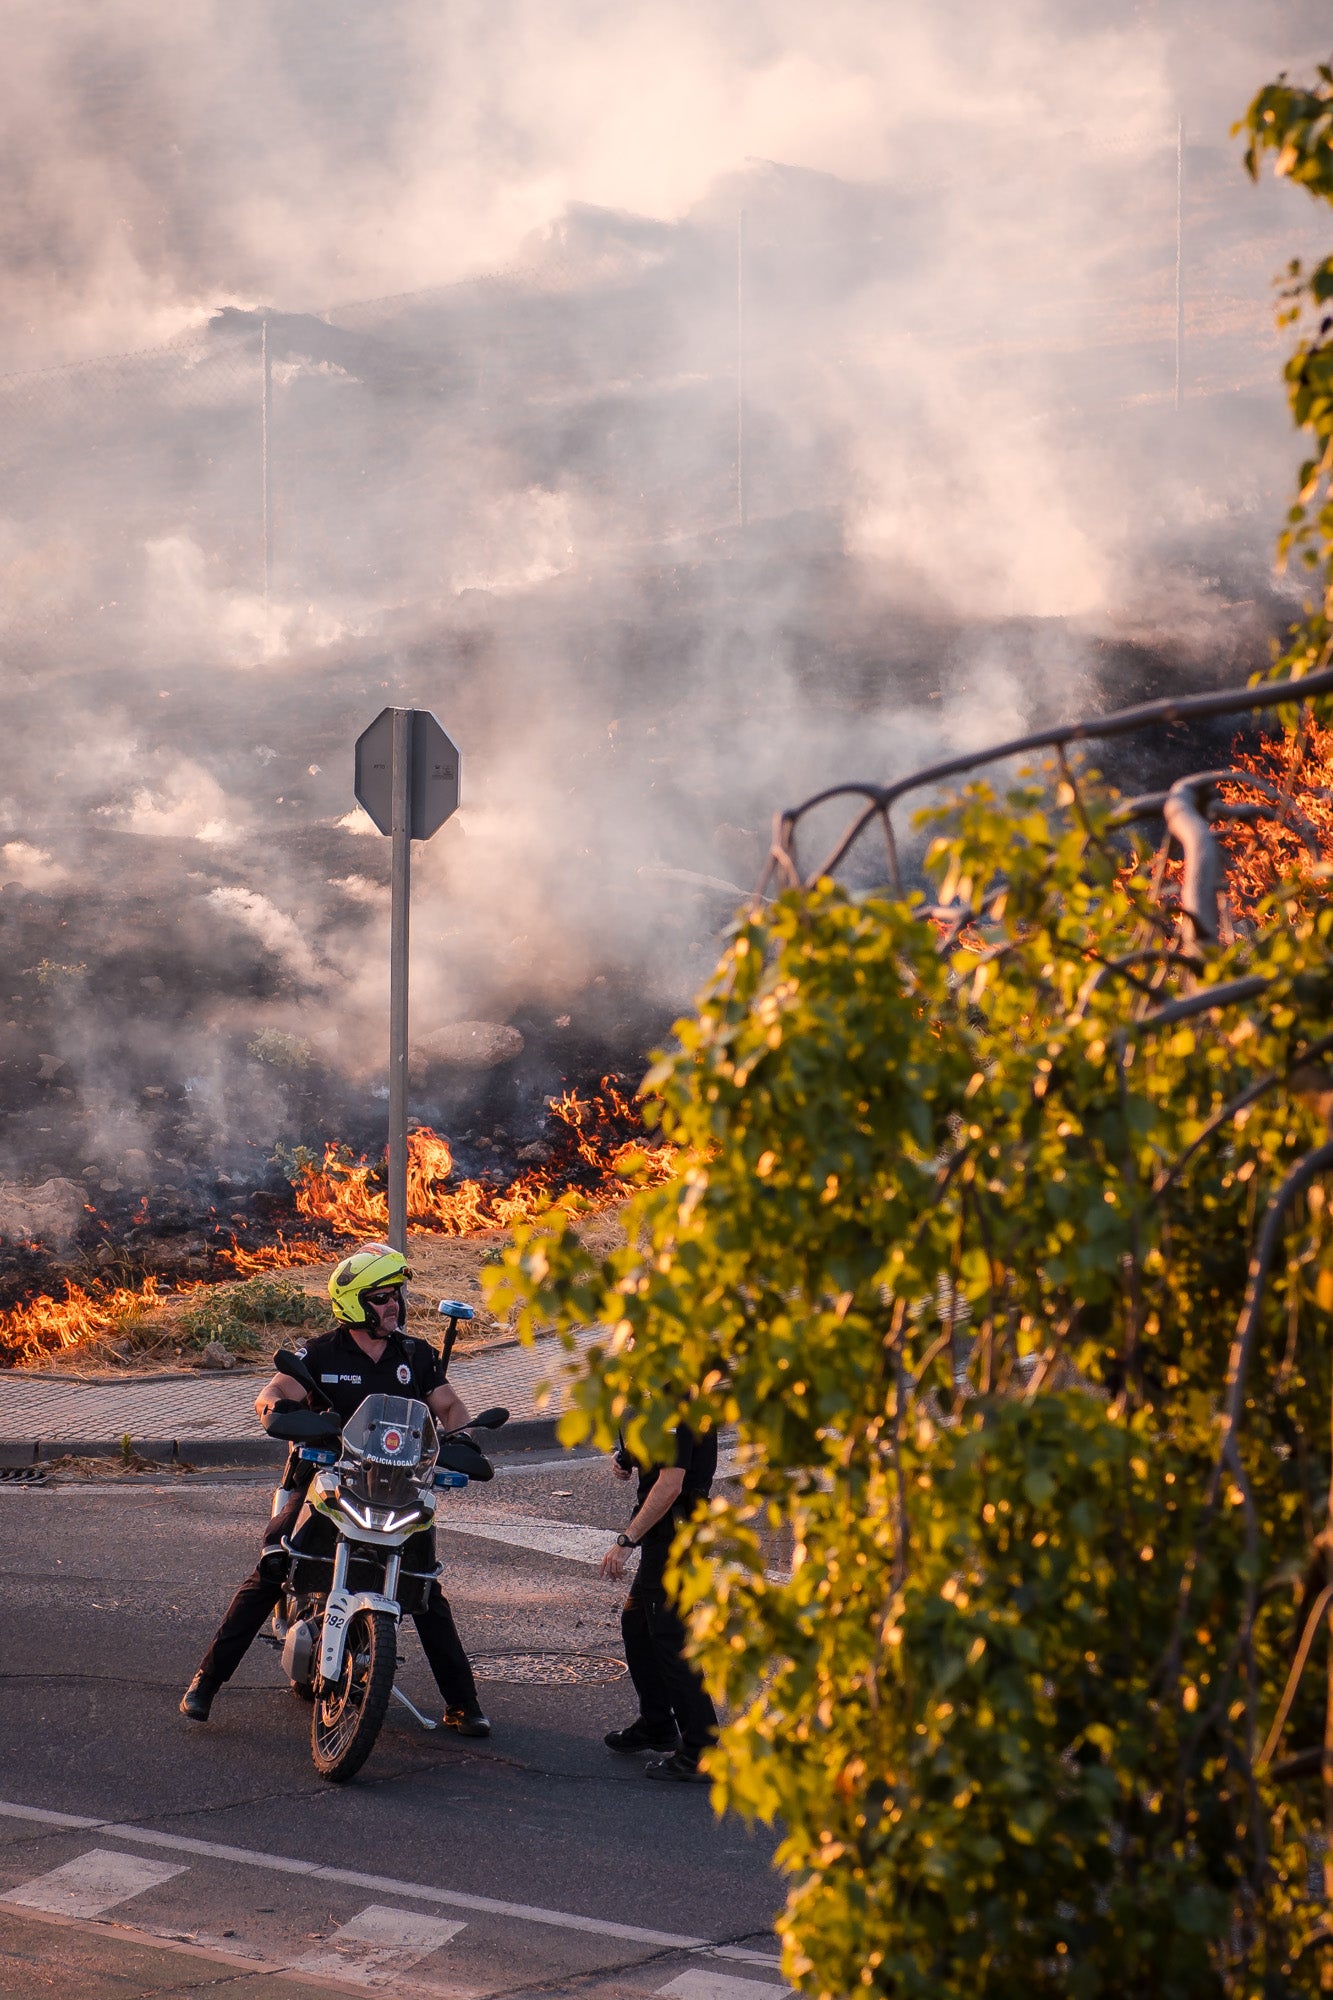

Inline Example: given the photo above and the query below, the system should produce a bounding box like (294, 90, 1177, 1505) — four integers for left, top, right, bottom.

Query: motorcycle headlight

(378, 1508, 426, 1533)
(336, 1495, 426, 1534)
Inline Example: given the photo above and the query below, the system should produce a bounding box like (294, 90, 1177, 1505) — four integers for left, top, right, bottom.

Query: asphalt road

(0, 1453, 784, 1999)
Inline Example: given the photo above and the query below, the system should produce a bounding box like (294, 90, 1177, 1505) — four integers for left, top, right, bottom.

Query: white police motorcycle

(262, 1303, 506, 1782)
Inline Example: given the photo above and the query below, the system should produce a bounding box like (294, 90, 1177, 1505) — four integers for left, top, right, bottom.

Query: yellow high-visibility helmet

(328, 1244, 412, 1329)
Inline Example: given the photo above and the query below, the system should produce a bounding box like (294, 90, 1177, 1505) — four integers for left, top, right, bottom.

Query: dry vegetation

(14, 1208, 630, 1376)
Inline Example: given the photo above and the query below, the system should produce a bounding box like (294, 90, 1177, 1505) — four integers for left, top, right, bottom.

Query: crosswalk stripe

(290, 1903, 467, 1985)
(1, 1848, 187, 1919)
(0, 1798, 713, 1948)
(659, 1972, 791, 2000)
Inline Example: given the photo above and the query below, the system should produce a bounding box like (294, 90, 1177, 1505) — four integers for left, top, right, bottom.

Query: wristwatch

(616, 1532, 639, 1548)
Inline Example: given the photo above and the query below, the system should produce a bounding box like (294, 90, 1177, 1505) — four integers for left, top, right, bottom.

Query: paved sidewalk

(0, 1330, 599, 1464)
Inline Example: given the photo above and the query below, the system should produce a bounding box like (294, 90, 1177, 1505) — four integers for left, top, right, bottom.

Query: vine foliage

(488, 67, 1333, 1997)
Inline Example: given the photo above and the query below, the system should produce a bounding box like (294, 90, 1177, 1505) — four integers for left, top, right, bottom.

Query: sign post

(354, 708, 461, 1251)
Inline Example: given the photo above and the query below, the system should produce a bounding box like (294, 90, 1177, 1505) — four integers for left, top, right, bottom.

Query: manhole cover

(471, 1652, 627, 1686)
(0, 1467, 48, 1486)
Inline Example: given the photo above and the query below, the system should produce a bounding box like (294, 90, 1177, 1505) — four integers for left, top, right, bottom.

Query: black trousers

(621, 1537, 717, 1755)
(197, 1494, 479, 1711)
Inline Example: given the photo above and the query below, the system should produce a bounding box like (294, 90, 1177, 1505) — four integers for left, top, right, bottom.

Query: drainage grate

(471, 1652, 627, 1686)
(0, 1467, 49, 1486)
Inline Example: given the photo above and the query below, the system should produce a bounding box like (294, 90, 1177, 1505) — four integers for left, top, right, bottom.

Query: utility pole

(736, 208, 747, 530)
(1174, 114, 1185, 412)
(261, 312, 272, 605)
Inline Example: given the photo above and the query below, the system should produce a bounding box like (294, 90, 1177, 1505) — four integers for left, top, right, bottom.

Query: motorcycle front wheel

(310, 1609, 397, 1782)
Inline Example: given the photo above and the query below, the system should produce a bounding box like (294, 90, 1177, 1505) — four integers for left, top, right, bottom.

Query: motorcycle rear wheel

(310, 1610, 396, 1782)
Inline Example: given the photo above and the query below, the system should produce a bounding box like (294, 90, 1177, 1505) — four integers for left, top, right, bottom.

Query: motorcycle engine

(280, 1616, 318, 1689)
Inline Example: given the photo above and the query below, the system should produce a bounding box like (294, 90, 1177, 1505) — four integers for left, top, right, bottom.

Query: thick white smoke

(0, 0, 1327, 1202)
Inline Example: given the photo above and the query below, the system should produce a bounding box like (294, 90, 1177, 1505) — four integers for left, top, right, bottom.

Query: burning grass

(288, 1078, 675, 1241)
(0, 1277, 166, 1365)
(0, 1077, 674, 1367)
(1114, 718, 1333, 939)
(1219, 711, 1333, 909)
(223, 1234, 331, 1277)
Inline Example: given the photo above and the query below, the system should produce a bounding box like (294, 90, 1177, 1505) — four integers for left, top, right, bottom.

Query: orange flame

(1220, 715, 1333, 909)
(0, 1080, 675, 1360)
(223, 1233, 331, 1278)
(291, 1078, 675, 1242)
(0, 1277, 164, 1365)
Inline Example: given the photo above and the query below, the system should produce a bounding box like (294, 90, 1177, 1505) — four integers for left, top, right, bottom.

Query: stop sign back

(354, 708, 460, 839)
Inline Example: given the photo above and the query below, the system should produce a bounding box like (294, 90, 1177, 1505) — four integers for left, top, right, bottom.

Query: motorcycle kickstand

(390, 1685, 440, 1731)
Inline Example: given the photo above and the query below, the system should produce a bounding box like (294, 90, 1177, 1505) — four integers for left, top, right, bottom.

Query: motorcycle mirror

(437, 1300, 476, 1320)
(467, 1406, 509, 1430)
(273, 1346, 321, 1399)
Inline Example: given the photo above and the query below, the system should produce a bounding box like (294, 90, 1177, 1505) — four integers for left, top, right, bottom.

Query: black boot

(180, 1671, 220, 1721)
(644, 1749, 710, 1783)
(442, 1704, 491, 1738)
(604, 1718, 681, 1753)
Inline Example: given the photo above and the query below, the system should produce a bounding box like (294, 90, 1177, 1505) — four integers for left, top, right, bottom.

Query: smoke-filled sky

(4, 0, 1324, 357)
(0, 0, 1329, 1214)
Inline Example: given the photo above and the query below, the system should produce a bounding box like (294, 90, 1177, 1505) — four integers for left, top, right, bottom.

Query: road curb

(0, 1414, 566, 1470)
(0, 1329, 594, 1468)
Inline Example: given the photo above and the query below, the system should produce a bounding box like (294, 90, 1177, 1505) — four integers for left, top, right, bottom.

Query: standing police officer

(600, 1423, 718, 1783)
(180, 1244, 490, 1737)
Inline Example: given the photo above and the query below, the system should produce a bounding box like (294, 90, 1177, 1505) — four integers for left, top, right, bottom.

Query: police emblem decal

(382, 1429, 403, 1453)
(396, 1363, 411, 1386)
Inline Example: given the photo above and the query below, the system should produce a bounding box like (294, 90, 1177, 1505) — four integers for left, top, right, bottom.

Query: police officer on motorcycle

(179, 1244, 491, 1737)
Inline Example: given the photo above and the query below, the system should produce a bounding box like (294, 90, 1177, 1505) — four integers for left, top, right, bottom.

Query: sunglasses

(363, 1287, 404, 1307)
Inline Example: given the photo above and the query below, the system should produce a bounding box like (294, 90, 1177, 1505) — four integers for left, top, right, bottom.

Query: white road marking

(660, 1972, 791, 2000)
(0, 1900, 474, 2000)
(439, 1512, 610, 1565)
(707, 1949, 786, 1970)
(494, 1457, 607, 1476)
(291, 1903, 466, 1985)
(0, 1798, 713, 1949)
(446, 1499, 788, 1581)
(1, 1847, 187, 1918)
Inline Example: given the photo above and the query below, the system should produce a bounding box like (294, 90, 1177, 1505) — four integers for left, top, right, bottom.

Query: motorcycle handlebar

(263, 1406, 343, 1443)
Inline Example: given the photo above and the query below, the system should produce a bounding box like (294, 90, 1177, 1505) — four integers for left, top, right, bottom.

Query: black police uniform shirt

(291, 1324, 447, 1423)
(633, 1424, 718, 1549)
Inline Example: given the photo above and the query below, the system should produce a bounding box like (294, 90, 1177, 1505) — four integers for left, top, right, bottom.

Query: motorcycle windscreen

(339, 1393, 439, 1512)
